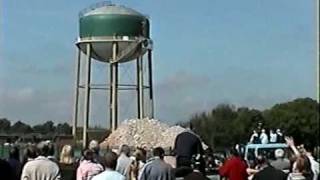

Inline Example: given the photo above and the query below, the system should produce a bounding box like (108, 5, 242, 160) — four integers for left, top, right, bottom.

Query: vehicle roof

(246, 143, 288, 149)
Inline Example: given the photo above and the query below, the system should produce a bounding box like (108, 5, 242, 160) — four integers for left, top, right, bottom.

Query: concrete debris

(100, 118, 186, 149)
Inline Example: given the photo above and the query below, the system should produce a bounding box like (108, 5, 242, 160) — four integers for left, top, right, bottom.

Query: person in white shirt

(286, 137, 319, 180)
(116, 144, 133, 179)
(92, 151, 125, 180)
(21, 141, 61, 180)
(259, 129, 268, 144)
(269, 129, 277, 143)
(303, 144, 319, 180)
(249, 130, 259, 144)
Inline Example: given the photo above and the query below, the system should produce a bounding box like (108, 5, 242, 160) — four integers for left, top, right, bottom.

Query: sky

(0, 0, 317, 127)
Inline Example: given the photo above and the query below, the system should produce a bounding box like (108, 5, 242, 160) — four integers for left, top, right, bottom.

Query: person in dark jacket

(252, 155, 287, 180)
(183, 154, 209, 180)
(174, 123, 205, 174)
(7, 146, 22, 180)
(0, 158, 14, 180)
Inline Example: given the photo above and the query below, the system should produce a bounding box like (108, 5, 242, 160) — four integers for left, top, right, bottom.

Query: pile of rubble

(100, 118, 186, 149)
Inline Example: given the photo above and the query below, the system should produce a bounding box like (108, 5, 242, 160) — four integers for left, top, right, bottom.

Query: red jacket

(219, 156, 248, 180)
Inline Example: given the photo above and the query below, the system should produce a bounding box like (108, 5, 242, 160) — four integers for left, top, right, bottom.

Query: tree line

(185, 97, 319, 150)
(1, 97, 318, 149)
(0, 119, 72, 135)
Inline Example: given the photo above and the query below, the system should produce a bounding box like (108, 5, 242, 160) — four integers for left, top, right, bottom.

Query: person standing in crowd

(286, 137, 319, 180)
(252, 155, 287, 180)
(21, 141, 61, 180)
(1, 158, 14, 180)
(287, 155, 313, 180)
(250, 130, 260, 144)
(89, 140, 105, 167)
(60, 144, 75, 165)
(269, 130, 277, 143)
(276, 129, 284, 143)
(303, 144, 319, 180)
(77, 149, 103, 180)
(59, 144, 77, 180)
(183, 154, 209, 180)
(139, 147, 174, 180)
(270, 149, 290, 173)
(47, 141, 58, 163)
(259, 129, 268, 144)
(116, 144, 133, 179)
(92, 151, 125, 180)
(21, 144, 38, 168)
(219, 148, 248, 180)
(7, 146, 22, 180)
(174, 123, 205, 174)
(131, 148, 147, 180)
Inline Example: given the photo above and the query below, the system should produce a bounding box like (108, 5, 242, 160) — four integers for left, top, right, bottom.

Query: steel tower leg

(137, 56, 144, 119)
(110, 42, 118, 131)
(136, 57, 140, 118)
(147, 50, 154, 118)
(72, 50, 81, 139)
(109, 62, 113, 130)
(83, 43, 91, 148)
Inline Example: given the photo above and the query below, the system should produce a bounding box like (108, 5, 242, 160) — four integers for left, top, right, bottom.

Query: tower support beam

(72, 50, 81, 139)
(147, 50, 154, 118)
(83, 43, 92, 148)
(137, 55, 144, 119)
(110, 42, 118, 131)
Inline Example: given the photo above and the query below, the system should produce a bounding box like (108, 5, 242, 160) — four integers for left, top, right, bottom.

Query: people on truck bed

(249, 128, 286, 144)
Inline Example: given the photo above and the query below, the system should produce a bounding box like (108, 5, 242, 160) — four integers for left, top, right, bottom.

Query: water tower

(72, 2, 154, 148)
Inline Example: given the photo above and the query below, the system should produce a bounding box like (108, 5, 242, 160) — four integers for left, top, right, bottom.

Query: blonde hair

(59, 145, 74, 164)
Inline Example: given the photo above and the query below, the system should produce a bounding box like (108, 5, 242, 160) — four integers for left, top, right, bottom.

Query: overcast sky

(0, 0, 317, 127)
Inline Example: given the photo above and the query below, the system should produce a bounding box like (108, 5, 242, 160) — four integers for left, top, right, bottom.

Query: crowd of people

(0, 140, 177, 180)
(220, 137, 319, 180)
(0, 123, 206, 180)
(0, 124, 319, 180)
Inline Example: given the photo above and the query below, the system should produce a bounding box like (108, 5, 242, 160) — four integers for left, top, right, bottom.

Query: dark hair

(153, 147, 165, 159)
(104, 151, 118, 170)
(37, 142, 49, 156)
(256, 155, 268, 165)
(135, 148, 147, 162)
(230, 148, 239, 157)
(9, 146, 20, 161)
(22, 145, 37, 166)
(188, 122, 194, 130)
(303, 143, 314, 153)
(48, 143, 55, 156)
(120, 144, 131, 156)
(83, 149, 94, 161)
